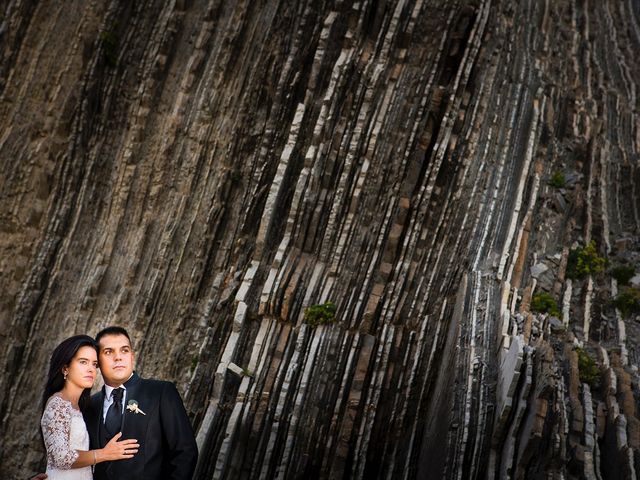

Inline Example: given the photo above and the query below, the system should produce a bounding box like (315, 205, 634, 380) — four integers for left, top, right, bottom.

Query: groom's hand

(29, 475, 47, 480)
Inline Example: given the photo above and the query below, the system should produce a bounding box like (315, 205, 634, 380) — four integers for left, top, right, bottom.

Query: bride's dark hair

(42, 335, 98, 411)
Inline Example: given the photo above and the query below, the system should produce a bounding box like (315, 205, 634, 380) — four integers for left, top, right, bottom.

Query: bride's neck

(59, 384, 82, 408)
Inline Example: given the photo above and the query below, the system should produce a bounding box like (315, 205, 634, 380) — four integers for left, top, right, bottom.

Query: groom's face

(98, 333, 135, 386)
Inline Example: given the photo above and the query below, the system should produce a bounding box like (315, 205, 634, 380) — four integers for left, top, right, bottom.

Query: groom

(84, 326, 198, 480)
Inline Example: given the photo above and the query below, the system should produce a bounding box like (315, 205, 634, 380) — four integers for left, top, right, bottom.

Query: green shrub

(531, 292, 561, 317)
(613, 288, 640, 318)
(575, 347, 600, 389)
(549, 171, 566, 188)
(566, 241, 606, 280)
(610, 265, 636, 285)
(304, 301, 337, 327)
(100, 30, 119, 67)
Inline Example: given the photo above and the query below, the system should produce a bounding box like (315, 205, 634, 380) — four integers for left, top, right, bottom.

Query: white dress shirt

(102, 374, 133, 421)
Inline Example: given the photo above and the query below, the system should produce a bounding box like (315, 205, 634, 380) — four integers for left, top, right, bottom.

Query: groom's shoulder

(84, 391, 102, 419)
(138, 377, 186, 405)
(138, 376, 176, 393)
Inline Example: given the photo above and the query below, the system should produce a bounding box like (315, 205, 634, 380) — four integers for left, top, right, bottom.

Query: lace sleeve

(41, 396, 80, 469)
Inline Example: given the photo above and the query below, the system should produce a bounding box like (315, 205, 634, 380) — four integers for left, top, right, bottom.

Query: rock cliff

(1, 0, 639, 478)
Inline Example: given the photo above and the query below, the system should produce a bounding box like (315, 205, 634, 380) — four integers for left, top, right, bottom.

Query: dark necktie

(105, 387, 124, 437)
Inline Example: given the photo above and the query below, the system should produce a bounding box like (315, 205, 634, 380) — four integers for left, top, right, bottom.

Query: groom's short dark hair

(96, 326, 131, 345)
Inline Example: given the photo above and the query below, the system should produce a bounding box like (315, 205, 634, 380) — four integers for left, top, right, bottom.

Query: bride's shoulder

(41, 395, 72, 426)
(44, 394, 71, 411)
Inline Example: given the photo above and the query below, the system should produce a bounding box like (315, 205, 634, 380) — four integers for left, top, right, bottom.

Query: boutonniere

(126, 399, 146, 415)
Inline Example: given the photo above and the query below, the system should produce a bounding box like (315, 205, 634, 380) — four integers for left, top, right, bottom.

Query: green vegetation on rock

(549, 171, 566, 188)
(304, 301, 337, 327)
(575, 347, 600, 389)
(566, 241, 606, 280)
(531, 292, 561, 317)
(613, 288, 640, 318)
(610, 265, 636, 285)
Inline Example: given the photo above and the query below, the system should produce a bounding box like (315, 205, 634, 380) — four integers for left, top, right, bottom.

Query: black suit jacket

(83, 373, 198, 480)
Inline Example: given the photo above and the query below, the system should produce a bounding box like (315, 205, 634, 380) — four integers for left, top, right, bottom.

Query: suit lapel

(122, 373, 142, 436)
(95, 387, 107, 448)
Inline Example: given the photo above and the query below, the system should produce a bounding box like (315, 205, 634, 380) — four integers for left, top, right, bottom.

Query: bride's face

(64, 346, 98, 390)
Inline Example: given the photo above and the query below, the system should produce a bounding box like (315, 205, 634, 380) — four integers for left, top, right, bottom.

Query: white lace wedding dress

(41, 394, 92, 480)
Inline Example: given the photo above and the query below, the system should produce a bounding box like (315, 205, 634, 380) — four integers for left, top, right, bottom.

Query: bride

(41, 335, 139, 479)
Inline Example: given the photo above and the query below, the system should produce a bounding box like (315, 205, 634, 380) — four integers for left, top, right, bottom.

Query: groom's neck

(105, 372, 134, 388)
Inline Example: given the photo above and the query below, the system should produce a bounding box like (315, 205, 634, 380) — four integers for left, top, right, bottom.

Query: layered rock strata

(1, 0, 639, 478)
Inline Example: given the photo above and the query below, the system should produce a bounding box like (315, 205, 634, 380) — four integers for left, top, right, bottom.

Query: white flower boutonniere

(126, 399, 146, 415)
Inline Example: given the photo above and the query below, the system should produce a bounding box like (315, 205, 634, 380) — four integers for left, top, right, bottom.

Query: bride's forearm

(70, 449, 99, 468)
(69, 434, 139, 467)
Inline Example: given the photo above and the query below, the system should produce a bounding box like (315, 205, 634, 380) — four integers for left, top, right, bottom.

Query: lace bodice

(41, 395, 92, 479)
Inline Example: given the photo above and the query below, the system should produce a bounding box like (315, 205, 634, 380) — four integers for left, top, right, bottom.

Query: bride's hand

(98, 432, 140, 461)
